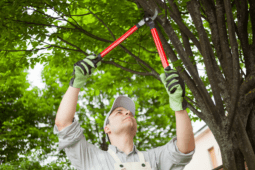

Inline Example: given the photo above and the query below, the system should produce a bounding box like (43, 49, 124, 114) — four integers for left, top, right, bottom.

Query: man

(54, 55, 195, 170)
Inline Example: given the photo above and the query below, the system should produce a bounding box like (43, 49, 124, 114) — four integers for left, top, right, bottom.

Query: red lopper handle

(100, 25, 138, 58)
(150, 28, 169, 69)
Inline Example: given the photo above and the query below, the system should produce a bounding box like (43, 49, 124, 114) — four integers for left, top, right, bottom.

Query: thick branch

(224, 0, 241, 135)
(248, 0, 255, 46)
(235, 0, 249, 47)
(235, 0, 253, 75)
(187, 0, 223, 124)
(168, 0, 199, 77)
(200, 0, 232, 114)
(215, 0, 233, 87)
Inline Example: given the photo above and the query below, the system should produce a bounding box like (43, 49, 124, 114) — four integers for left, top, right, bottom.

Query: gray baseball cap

(103, 95, 136, 143)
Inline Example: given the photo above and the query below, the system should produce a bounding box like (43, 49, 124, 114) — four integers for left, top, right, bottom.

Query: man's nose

(125, 110, 131, 115)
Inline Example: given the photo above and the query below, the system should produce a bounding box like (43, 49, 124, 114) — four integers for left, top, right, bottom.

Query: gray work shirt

(53, 119, 195, 170)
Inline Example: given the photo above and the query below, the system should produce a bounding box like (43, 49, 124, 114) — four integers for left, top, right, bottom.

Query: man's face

(105, 107, 137, 139)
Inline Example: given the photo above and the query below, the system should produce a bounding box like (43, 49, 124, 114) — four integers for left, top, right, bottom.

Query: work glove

(69, 55, 101, 89)
(160, 67, 187, 111)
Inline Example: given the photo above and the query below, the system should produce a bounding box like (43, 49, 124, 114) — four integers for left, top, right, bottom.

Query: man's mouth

(124, 117, 131, 121)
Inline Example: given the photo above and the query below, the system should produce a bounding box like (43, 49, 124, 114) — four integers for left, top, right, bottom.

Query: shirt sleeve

(53, 118, 104, 170)
(148, 137, 195, 170)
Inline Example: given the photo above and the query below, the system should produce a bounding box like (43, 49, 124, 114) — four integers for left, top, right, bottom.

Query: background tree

(1, 0, 254, 170)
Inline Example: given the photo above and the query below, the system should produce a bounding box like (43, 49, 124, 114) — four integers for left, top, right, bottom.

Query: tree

(1, 0, 254, 169)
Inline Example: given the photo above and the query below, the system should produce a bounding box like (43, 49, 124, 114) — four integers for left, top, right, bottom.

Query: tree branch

(112, 58, 137, 65)
(33, 3, 105, 44)
(186, 102, 206, 121)
(86, 8, 116, 40)
(235, 0, 254, 75)
(55, 14, 113, 43)
(66, 7, 85, 30)
(168, 0, 199, 77)
(25, 7, 67, 21)
(249, 0, 255, 46)
(31, 5, 113, 44)
(1, 43, 86, 54)
(101, 60, 159, 80)
(215, 0, 233, 91)
(64, 13, 92, 17)
(137, 42, 150, 72)
(184, 96, 200, 108)
(56, 36, 88, 56)
(153, 0, 203, 54)
(239, 71, 255, 104)
(180, 12, 189, 15)
(244, 88, 255, 105)
(118, 44, 160, 79)
(187, 0, 223, 124)
(200, 5, 209, 22)
(157, 20, 215, 114)
(223, 0, 241, 135)
(5, 17, 75, 31)
(138, 0, 203, 54)
(134, 43, 158, 54)
(85, 7, 155, 74)
(0, 46, 53, 52)
(200, 0, 231, 115)
(14, 9, 159, 79)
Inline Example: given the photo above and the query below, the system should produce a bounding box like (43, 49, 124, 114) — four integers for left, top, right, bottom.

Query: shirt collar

(108, 143, 138, 155)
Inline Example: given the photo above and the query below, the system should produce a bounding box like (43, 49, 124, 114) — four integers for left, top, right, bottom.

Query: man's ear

(104, 125, 111, 134)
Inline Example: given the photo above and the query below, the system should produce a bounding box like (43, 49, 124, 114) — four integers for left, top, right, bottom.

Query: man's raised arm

(55, 55, 102, 131)
(160, 68, 195, 153)
(55, 86, 80, 130)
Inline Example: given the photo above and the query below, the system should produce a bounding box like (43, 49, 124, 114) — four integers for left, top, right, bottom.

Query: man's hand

(69, 55, 101, 89)
(160, 68, 187, 111)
